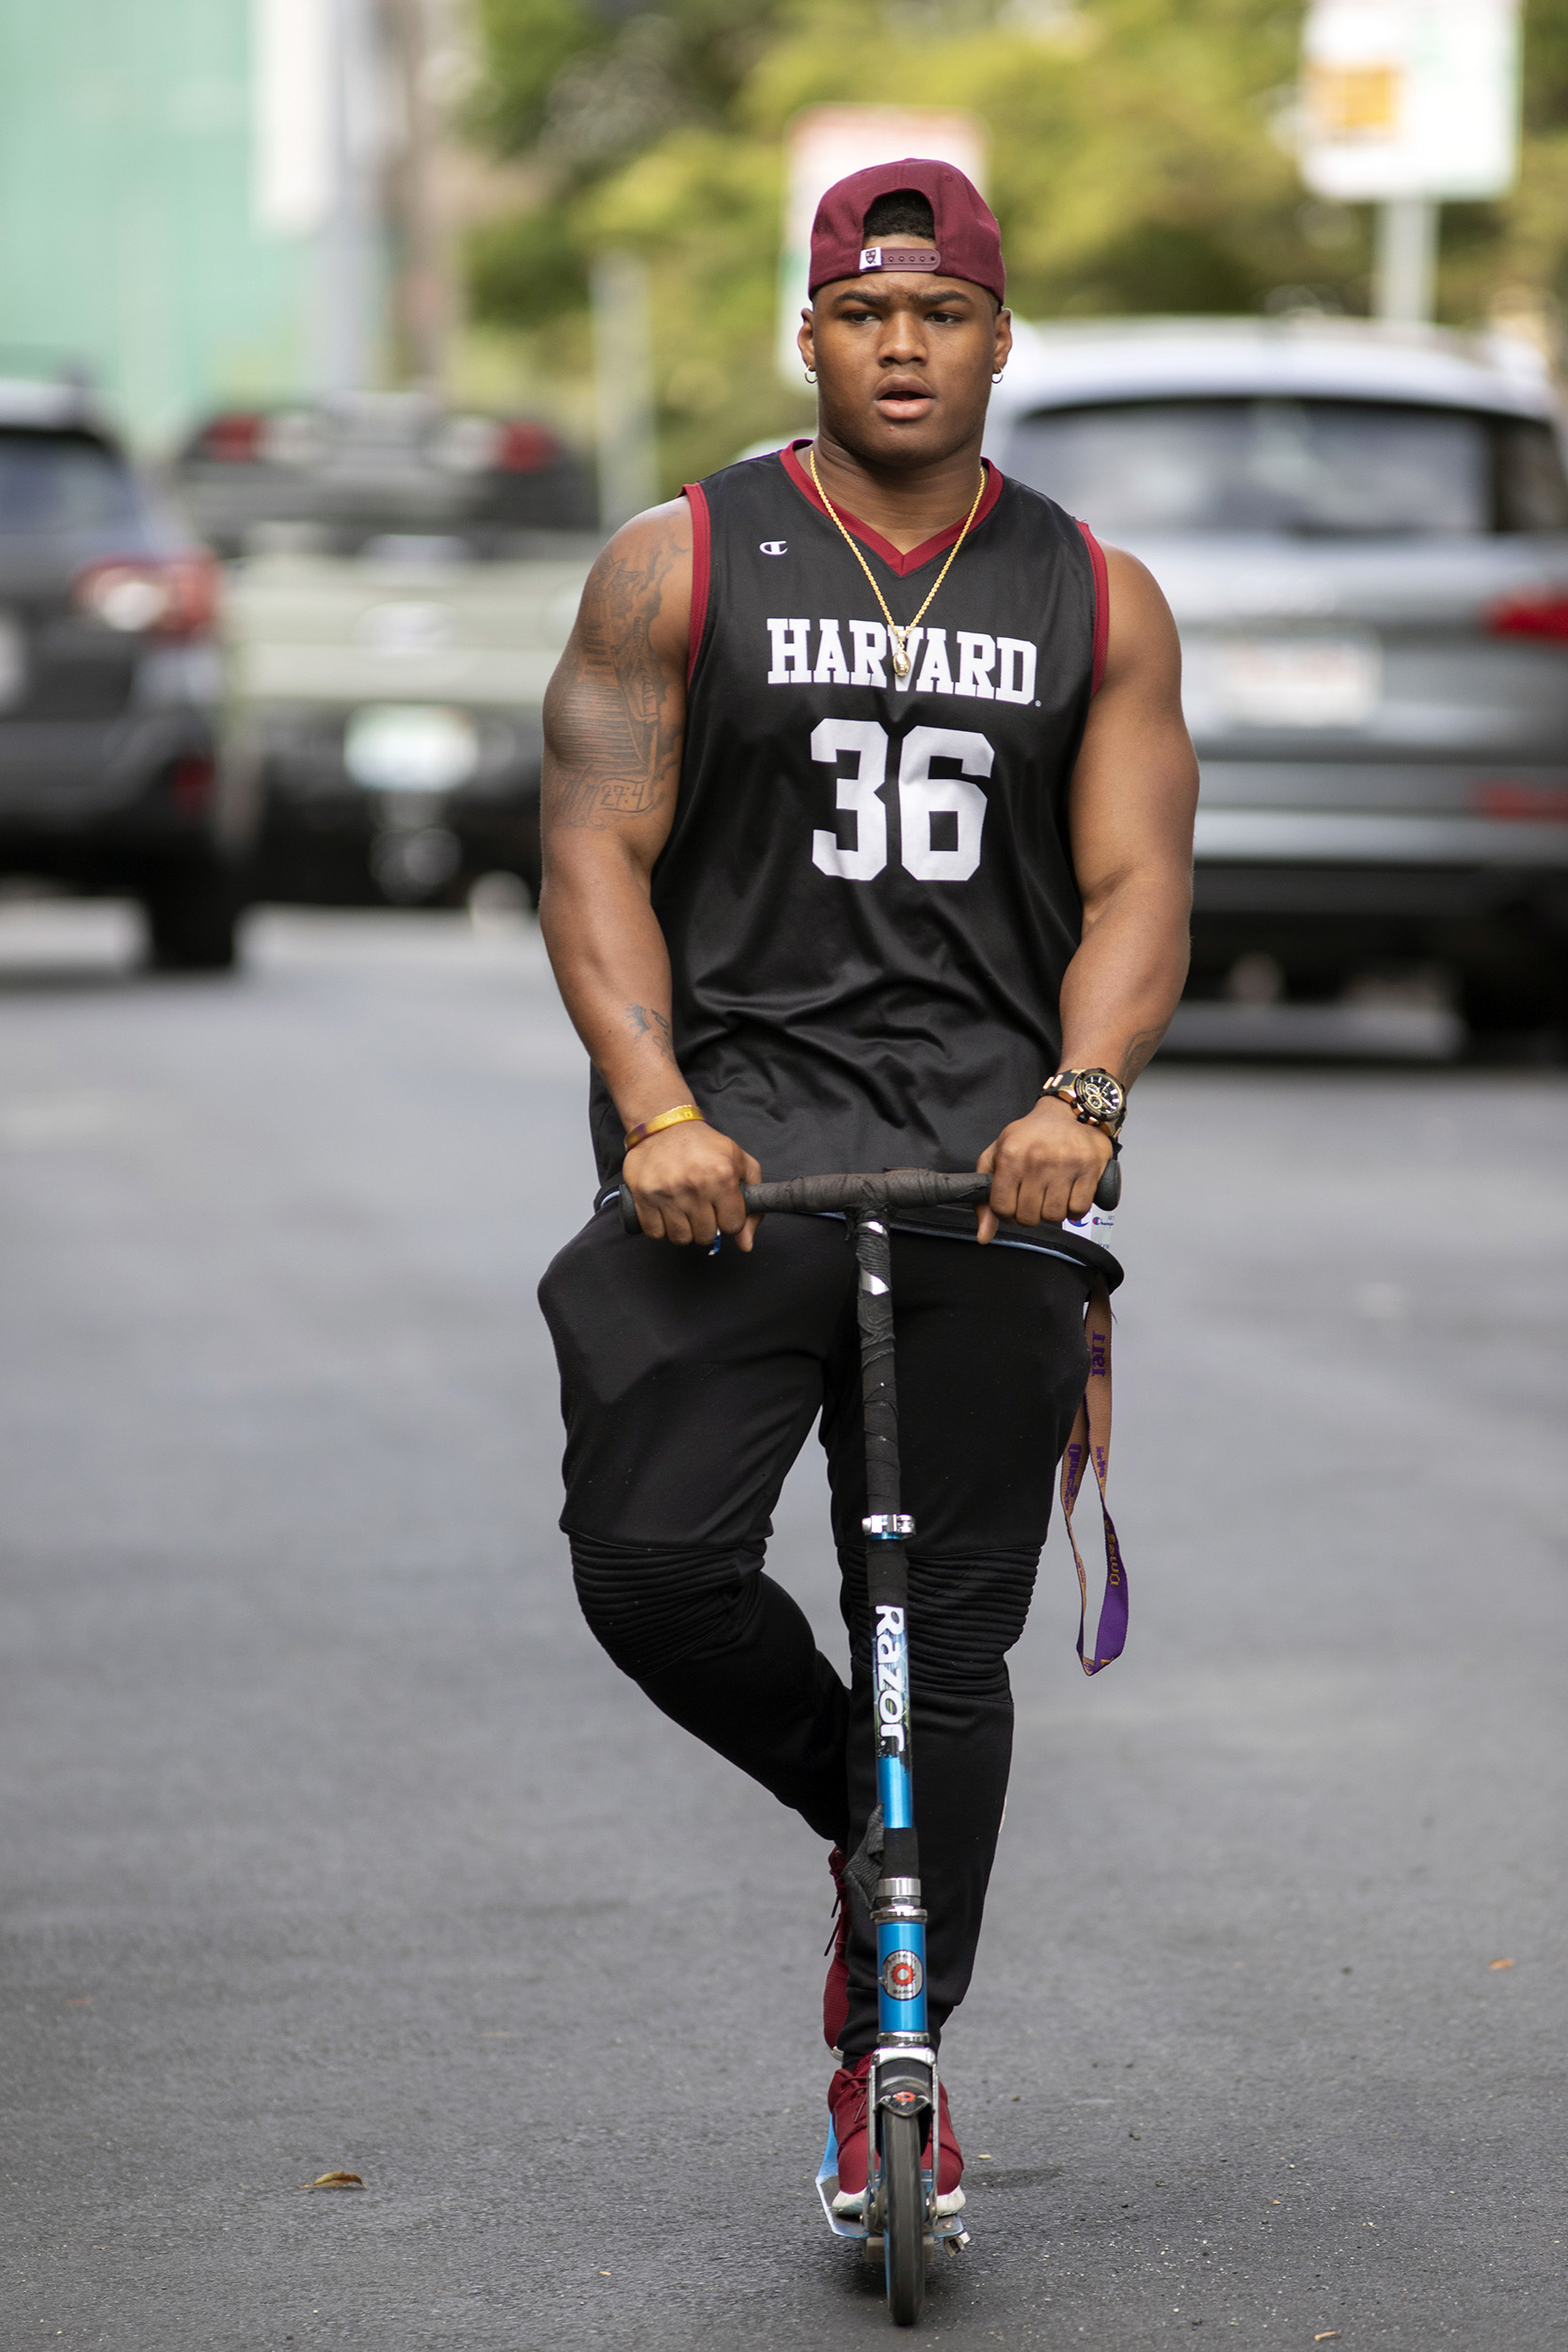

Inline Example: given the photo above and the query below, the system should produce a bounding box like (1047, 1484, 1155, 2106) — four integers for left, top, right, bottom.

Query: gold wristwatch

(1040, 1066, 1127, 1140)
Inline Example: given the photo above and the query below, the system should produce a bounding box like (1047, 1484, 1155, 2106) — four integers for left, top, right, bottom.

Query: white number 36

(810, 719, 991, 883)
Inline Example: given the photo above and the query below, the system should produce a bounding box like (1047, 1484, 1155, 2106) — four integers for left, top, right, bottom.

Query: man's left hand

(975, 1096, 1112, 1243)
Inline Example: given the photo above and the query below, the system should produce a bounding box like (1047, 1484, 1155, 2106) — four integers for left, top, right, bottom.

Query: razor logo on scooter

(874, 1606, 909, 1750)
(880, 1948, 925, 2001)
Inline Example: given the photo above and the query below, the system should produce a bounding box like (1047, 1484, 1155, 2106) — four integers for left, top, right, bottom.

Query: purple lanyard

(1059, 1274, 1128, 1676)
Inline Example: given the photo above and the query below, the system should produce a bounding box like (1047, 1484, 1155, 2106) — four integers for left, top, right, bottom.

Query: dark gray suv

(0, 378, 243, 968)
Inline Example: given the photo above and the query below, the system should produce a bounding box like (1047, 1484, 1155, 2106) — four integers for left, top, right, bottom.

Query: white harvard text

(766, 618, 1037, 703)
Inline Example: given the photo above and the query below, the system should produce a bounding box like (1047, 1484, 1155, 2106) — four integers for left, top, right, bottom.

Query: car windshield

(0, 430, 142, 537)
(1003, 398, 1568, 536)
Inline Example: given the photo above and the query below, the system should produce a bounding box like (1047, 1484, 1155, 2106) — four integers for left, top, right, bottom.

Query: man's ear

(797, 309, 816, 374)
(992, 306, 1013, 373)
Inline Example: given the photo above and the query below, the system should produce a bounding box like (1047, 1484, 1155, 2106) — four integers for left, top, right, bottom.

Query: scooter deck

(815, 2120, 970, 2249)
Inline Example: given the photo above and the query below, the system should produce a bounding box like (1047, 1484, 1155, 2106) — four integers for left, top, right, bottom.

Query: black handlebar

(617, 1155, 1120, 1235)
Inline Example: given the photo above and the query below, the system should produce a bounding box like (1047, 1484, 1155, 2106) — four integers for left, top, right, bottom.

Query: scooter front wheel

(880, 2108, 927, 2325)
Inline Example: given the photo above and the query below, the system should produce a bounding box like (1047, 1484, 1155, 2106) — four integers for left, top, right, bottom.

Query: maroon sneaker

(823, 1846, 849, 2051)
(828, 2053, 965, 2216)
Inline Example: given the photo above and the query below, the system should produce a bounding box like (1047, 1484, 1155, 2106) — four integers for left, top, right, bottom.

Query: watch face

(1077, 1071, 1124, 1121)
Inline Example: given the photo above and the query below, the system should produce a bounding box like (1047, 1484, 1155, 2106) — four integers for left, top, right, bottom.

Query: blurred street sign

(1300, 0, 1520, 200)
(777, 106, 989, 383)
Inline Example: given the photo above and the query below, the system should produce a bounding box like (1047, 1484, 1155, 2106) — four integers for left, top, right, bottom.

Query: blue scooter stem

(851, 1206, 930, 2042)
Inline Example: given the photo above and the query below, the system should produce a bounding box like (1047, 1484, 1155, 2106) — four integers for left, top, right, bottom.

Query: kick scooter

(619, 1161, 1123, 2326)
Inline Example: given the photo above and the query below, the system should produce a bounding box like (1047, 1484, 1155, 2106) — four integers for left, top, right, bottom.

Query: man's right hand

(622, 1121, 762, 1250)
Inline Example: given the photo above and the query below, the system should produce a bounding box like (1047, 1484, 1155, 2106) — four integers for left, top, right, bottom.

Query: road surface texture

(1, 904, 1563, 2352)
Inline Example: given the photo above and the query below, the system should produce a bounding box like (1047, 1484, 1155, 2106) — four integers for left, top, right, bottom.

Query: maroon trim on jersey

(683, 481, 712, 686)
(1077, 519, 1109, 695)
(780, 439, 1003, 578)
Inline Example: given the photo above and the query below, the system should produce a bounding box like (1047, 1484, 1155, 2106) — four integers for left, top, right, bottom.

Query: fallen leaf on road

(1489, 1958, 1514, 1971)
(303, 2170, 364, 2190)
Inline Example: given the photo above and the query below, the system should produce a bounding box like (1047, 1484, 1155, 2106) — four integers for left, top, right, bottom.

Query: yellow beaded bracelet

(623, 1102, 706, 1152)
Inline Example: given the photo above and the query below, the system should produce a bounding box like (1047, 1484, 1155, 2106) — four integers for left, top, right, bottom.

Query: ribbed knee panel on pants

(570, 1531, 766, 1681)
(567, 1531, 851, 1844)
(840, 1546, 1041, 1694)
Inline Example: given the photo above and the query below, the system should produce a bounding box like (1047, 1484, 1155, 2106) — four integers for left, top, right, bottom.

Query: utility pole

(383, 0, 458, 389)
(1374, 196, 1438, 326)
(319, 0, 380, 396)
(591, 252, 657, 532)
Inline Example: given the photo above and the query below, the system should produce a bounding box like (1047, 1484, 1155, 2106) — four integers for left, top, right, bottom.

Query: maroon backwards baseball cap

(808, 156, 1005, 307)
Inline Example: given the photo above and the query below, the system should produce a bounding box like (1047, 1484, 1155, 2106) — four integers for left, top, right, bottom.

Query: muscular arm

(539, 499, 760, 1248)
(978, 547, 1197, 1237)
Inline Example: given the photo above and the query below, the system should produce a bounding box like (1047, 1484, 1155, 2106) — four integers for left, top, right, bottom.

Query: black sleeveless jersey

(588, 440, 1106, 1192)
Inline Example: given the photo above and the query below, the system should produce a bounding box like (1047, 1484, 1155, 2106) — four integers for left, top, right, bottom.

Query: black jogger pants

(538, 1204, 1091, 2058)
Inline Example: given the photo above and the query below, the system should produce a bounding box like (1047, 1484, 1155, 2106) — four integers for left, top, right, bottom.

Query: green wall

(0, 0, 313, 449)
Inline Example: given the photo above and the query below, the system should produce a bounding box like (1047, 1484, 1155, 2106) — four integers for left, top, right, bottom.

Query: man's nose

(879, 318, 928, 364)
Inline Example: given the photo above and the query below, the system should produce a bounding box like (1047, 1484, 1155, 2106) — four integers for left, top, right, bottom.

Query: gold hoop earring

(804, 368, 816, 384)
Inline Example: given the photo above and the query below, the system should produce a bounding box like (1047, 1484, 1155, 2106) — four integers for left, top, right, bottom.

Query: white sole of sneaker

(831, 2185, 966, 2218)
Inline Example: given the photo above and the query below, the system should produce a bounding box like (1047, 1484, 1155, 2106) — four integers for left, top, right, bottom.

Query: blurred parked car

(174, 395, 598, 908)
(0, 376, 238, 966)
(990, 319, 1568, 1034)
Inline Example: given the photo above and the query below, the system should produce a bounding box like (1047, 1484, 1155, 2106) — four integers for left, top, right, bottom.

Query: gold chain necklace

(808, 444, 987, 679)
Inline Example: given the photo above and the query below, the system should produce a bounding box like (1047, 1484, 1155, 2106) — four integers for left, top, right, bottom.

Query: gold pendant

(892, 647, 911, 678)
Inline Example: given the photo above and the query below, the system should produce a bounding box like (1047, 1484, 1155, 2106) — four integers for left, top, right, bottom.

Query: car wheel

(142, 866, 241, 972)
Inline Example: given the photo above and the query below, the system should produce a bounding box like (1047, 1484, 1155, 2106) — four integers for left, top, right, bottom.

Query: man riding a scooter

(536, 156, 1196, 2284)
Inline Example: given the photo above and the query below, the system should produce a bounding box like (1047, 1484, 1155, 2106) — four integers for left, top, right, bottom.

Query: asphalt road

(1, 904, 1564, 2352)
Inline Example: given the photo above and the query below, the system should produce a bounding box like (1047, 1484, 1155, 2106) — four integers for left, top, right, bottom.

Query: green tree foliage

(467, 0, 1568, 490)
(472, 0, 786, 161)
(1523, 0, 1568, 125)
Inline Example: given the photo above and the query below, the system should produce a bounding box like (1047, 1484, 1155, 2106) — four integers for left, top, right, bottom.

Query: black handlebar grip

(740, 1168, 991, 1217)
(622, 1155, 1122, 1230)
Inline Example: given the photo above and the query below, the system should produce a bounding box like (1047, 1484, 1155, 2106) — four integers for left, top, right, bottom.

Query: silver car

(989, 319, 1568, 1037)
(173, 395, 598, 909)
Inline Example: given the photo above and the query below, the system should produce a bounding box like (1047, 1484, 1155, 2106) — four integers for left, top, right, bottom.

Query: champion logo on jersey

(759, 539, 788, 556)
(765, 616, 1037, 703)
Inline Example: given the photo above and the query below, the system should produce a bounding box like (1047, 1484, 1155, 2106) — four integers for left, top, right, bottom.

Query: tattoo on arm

(1119, 1026, 1167, 1086)
(544, 529, 684, 830)
(625, 1003, 676, 1063)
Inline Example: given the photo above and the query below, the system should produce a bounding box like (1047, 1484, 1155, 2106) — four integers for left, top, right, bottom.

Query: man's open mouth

(875, 379, 935, 421)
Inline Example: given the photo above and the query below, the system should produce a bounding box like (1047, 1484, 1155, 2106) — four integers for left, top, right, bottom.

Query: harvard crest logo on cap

(858, 246, 941, 275)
